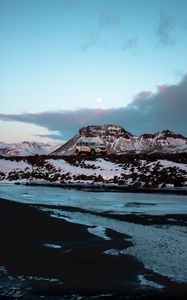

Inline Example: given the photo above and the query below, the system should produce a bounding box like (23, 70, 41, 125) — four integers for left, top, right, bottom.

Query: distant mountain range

(1, 125, 187, 156)
(0, 141, 58, 156)
(0, 125, 186, 190)
(52, 125, 187, 155)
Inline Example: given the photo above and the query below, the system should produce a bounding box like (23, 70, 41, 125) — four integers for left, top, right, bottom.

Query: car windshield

(77, 142, 105, 147)
(91, 143, 105, 147)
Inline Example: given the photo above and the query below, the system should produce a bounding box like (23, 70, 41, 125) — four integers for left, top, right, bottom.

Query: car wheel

(90, 149, 95, 155)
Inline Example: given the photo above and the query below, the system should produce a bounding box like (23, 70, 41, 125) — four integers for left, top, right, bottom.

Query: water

(0, 183, 187, 215)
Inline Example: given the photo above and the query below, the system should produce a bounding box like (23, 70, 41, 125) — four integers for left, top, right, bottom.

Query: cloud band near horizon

(0, 75, 187, 141)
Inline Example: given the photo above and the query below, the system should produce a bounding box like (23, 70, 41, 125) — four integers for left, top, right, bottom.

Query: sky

(0, 0, 187, 144)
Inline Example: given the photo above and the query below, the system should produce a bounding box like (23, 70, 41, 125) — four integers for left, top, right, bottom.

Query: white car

(75, 141, 107, 155)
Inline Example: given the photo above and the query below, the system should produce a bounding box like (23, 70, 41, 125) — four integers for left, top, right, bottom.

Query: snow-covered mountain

(52, 125, 187, 155)
(1, 126, 186, 157)
(0, 141, 58, 156)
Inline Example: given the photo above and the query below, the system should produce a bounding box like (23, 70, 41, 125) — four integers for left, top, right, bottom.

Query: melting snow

(138, 275, 164, 289)
(43, 244, 62, 249)
(104, 249, 121, 256)
(87, 226, 111, 240)
(48, 209, 187, 283)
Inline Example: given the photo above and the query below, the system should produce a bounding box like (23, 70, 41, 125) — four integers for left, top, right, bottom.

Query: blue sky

(0, 0, 187, 143)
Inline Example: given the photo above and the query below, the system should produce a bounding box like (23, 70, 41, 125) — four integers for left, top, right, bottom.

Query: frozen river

(0, 183, 187, 215)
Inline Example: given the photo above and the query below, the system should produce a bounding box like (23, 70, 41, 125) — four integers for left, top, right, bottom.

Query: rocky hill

(0, 141, 58, 157)
(0, 154, 186, 192)
(52, 125, 187, 155)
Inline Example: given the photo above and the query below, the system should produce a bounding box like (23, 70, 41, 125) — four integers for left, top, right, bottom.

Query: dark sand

(0, 197, 186, 300)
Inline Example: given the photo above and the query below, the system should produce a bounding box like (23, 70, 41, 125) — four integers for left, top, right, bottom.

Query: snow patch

(138, 275, 164, 289)
(43, 243, 62, 249)
(87, 226, 111, 240)
(104, 249, 121, 256)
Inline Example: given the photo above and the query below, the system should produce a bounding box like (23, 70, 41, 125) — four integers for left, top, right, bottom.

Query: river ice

(0, 184, 187, 215)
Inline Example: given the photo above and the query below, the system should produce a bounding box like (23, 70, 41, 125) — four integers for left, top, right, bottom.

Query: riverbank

(0, 196, 187, 299)
(18, 181, 187, 195)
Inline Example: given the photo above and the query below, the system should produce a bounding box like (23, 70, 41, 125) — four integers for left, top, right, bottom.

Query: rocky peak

(139, 133, 156, 139)
(156, 130, 187, 140)
(140, 130, 187, 141)
(79, 124, 133, 139)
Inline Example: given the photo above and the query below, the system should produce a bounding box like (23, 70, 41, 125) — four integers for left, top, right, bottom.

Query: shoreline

(0, 198, 187, 299)
(13, 181, 187, 195)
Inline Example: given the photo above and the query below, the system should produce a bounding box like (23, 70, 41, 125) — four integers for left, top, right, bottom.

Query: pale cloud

(157, 85, 169, 92)
(81, 31, 99, 51)
(0, 75, 187, 140)
(81, 7, 120, 51)
(100, 9, 120, 27)
(156, 12, 175, 46)
(122, 37, 138, 51)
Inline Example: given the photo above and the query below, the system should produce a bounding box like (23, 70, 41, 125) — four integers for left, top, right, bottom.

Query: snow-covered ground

(0, 157, 186, 189)
(47, 158, 124, 180)
(0, 159, 31, 173)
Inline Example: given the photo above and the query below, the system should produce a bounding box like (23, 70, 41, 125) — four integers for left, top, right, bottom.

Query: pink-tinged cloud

(0, 74, 187, 140)
(157, 84, 169, 92)
(136, 91, 152, 99)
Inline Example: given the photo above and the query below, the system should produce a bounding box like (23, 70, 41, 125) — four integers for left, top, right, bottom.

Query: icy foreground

(0, 184, 187, 286)
(48, 210, 187, 283)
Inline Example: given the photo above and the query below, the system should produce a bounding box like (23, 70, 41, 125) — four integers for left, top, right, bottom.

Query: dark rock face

(139, 133, 157, 139)
(79, 124, 133, 139)
(159, 130, 187, 140)
(139, 130, 187, 141)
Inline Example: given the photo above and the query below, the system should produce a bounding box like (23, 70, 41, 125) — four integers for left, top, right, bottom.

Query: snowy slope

(0, 156, 186, 189)
(52, 125, 187, 155)
(0, 141, 58, 156)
